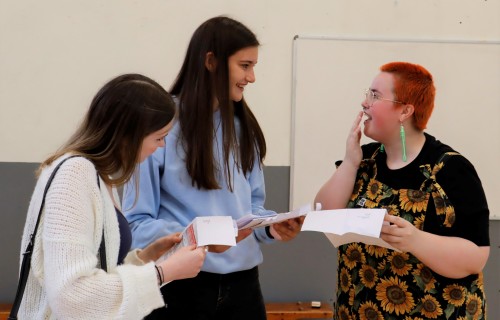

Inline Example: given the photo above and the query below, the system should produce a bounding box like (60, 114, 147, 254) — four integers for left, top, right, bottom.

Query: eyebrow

(240, 60, 257, 65)
(156, 129, 169, 136)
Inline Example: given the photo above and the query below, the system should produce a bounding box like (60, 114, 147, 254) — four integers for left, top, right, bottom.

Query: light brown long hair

(40, 74, 176, 187)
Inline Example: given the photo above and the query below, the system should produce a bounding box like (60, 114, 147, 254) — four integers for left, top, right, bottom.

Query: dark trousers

(146, 266, 267, 320)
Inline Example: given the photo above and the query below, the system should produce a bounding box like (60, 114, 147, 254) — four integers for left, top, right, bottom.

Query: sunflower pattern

(420, 294, 443, 318)
(335, 150, 486, 319)
(443, 284, 466, 307)
(358, 301, 383, 320)
(387, 252, 412, 276)
(366, 179, 382, 200)
(365, 245, 387, 258)
(351, 179, 365, 201)
(375, 276, 415, 315)
(360, 264, 378, 289)
(413, 263, 437, 292)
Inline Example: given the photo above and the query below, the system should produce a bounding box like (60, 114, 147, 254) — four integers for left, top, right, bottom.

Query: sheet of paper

(157, 216, 237, 264)
(236, 212, 277, 229)
(236, 203, 311, 230)
(194, 216, 237, 246)
(301, 209, 400, 251)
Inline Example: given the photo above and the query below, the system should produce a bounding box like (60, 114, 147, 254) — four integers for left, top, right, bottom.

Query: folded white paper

(236, 203, 311, 230)
(301, 208, 400, 251)
(157, 216, 237, 264)
(236, 212, 277, 229)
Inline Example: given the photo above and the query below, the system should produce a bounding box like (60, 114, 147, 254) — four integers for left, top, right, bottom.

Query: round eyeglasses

(364, 89, 405, 107)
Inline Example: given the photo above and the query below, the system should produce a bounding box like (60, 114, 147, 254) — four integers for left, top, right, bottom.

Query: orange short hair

(380, 62, 435, 131)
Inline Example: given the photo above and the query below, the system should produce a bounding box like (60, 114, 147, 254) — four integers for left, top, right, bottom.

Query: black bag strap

(9, 155, 106, 320)
(96, 176, 107, 272)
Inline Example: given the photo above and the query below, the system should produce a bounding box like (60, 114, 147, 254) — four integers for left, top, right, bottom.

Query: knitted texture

(18, 155, 164, 319)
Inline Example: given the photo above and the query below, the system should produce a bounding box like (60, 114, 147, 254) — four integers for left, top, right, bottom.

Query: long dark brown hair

(170, 16, 266, 190)
(40, 73, 176, 187)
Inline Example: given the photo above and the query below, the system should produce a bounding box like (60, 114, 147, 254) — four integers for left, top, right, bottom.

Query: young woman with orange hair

(315, 62, 489, 319)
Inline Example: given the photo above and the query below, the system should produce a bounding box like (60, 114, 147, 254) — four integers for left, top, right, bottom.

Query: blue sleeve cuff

(253, 226, 275, 244)
(265, 226, 274, 239)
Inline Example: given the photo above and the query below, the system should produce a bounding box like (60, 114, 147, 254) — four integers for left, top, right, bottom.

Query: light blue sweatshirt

(123, 110, 275, 274)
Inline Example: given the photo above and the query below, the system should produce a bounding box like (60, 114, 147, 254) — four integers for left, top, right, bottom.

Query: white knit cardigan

(18, 155, 164, 319)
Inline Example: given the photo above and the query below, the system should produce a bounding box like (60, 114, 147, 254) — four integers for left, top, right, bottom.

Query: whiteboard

(290, 36, 500, 220)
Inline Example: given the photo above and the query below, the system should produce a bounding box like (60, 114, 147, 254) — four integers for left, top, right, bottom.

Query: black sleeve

(433, 155, 490, 246)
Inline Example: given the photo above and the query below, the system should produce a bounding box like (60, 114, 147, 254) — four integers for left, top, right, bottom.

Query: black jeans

(146, 266, 267, 320)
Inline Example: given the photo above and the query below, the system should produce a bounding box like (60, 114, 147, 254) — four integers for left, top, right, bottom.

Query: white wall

(1, 0, 499, 165)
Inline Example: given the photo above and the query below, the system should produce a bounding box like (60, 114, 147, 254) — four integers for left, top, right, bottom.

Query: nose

(362, 90, 372, 109)
(361, 101, 370, 110)
(246, 69, 255, 83)
(362, 94, 371, 109)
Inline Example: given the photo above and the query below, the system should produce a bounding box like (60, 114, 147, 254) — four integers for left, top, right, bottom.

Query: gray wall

(1, 163, 499, 317)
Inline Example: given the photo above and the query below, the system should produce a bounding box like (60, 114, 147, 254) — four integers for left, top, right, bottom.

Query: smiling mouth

(363, 111, 372, 121)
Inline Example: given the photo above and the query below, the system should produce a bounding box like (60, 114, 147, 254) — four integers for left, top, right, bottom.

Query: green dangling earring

(400, 123, 407, 162)
(380, 144, 385, 152)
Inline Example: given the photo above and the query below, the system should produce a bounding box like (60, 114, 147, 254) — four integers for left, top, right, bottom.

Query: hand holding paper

(270, 216, 304, 241)
(137, 232, 182, 262)
(236, 211, 277, 229)
(380, 213, 419, 253)
(301, 208, 400, 251)
(209, 228, 253, 253)
(160, 245, 206, 284)
(236, 204, 310, 230)
(157, 216, 237, 263)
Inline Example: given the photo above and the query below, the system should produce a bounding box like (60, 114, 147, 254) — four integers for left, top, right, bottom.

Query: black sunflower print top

(334, 133, 489, 320)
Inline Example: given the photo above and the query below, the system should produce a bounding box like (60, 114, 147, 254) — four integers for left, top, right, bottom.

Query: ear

(400, 104, 414, 122)
(205, 52, 217, 72)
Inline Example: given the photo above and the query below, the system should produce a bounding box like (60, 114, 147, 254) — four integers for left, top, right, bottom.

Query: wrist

(265, 226, 274, 239)
(409, 228, 424, 254)
(159, 260, 175, 284)
(269, 225, 283, 241)
(154, 265, 164, 286)
(136, 249, 146, 262)
(341, 158, 360, 171)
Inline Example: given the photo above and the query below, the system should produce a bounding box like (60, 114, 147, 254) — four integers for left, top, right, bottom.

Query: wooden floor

(0, 304, 11, 320)
(266, 301, 333, 320)
(1, 302, 335, 320)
